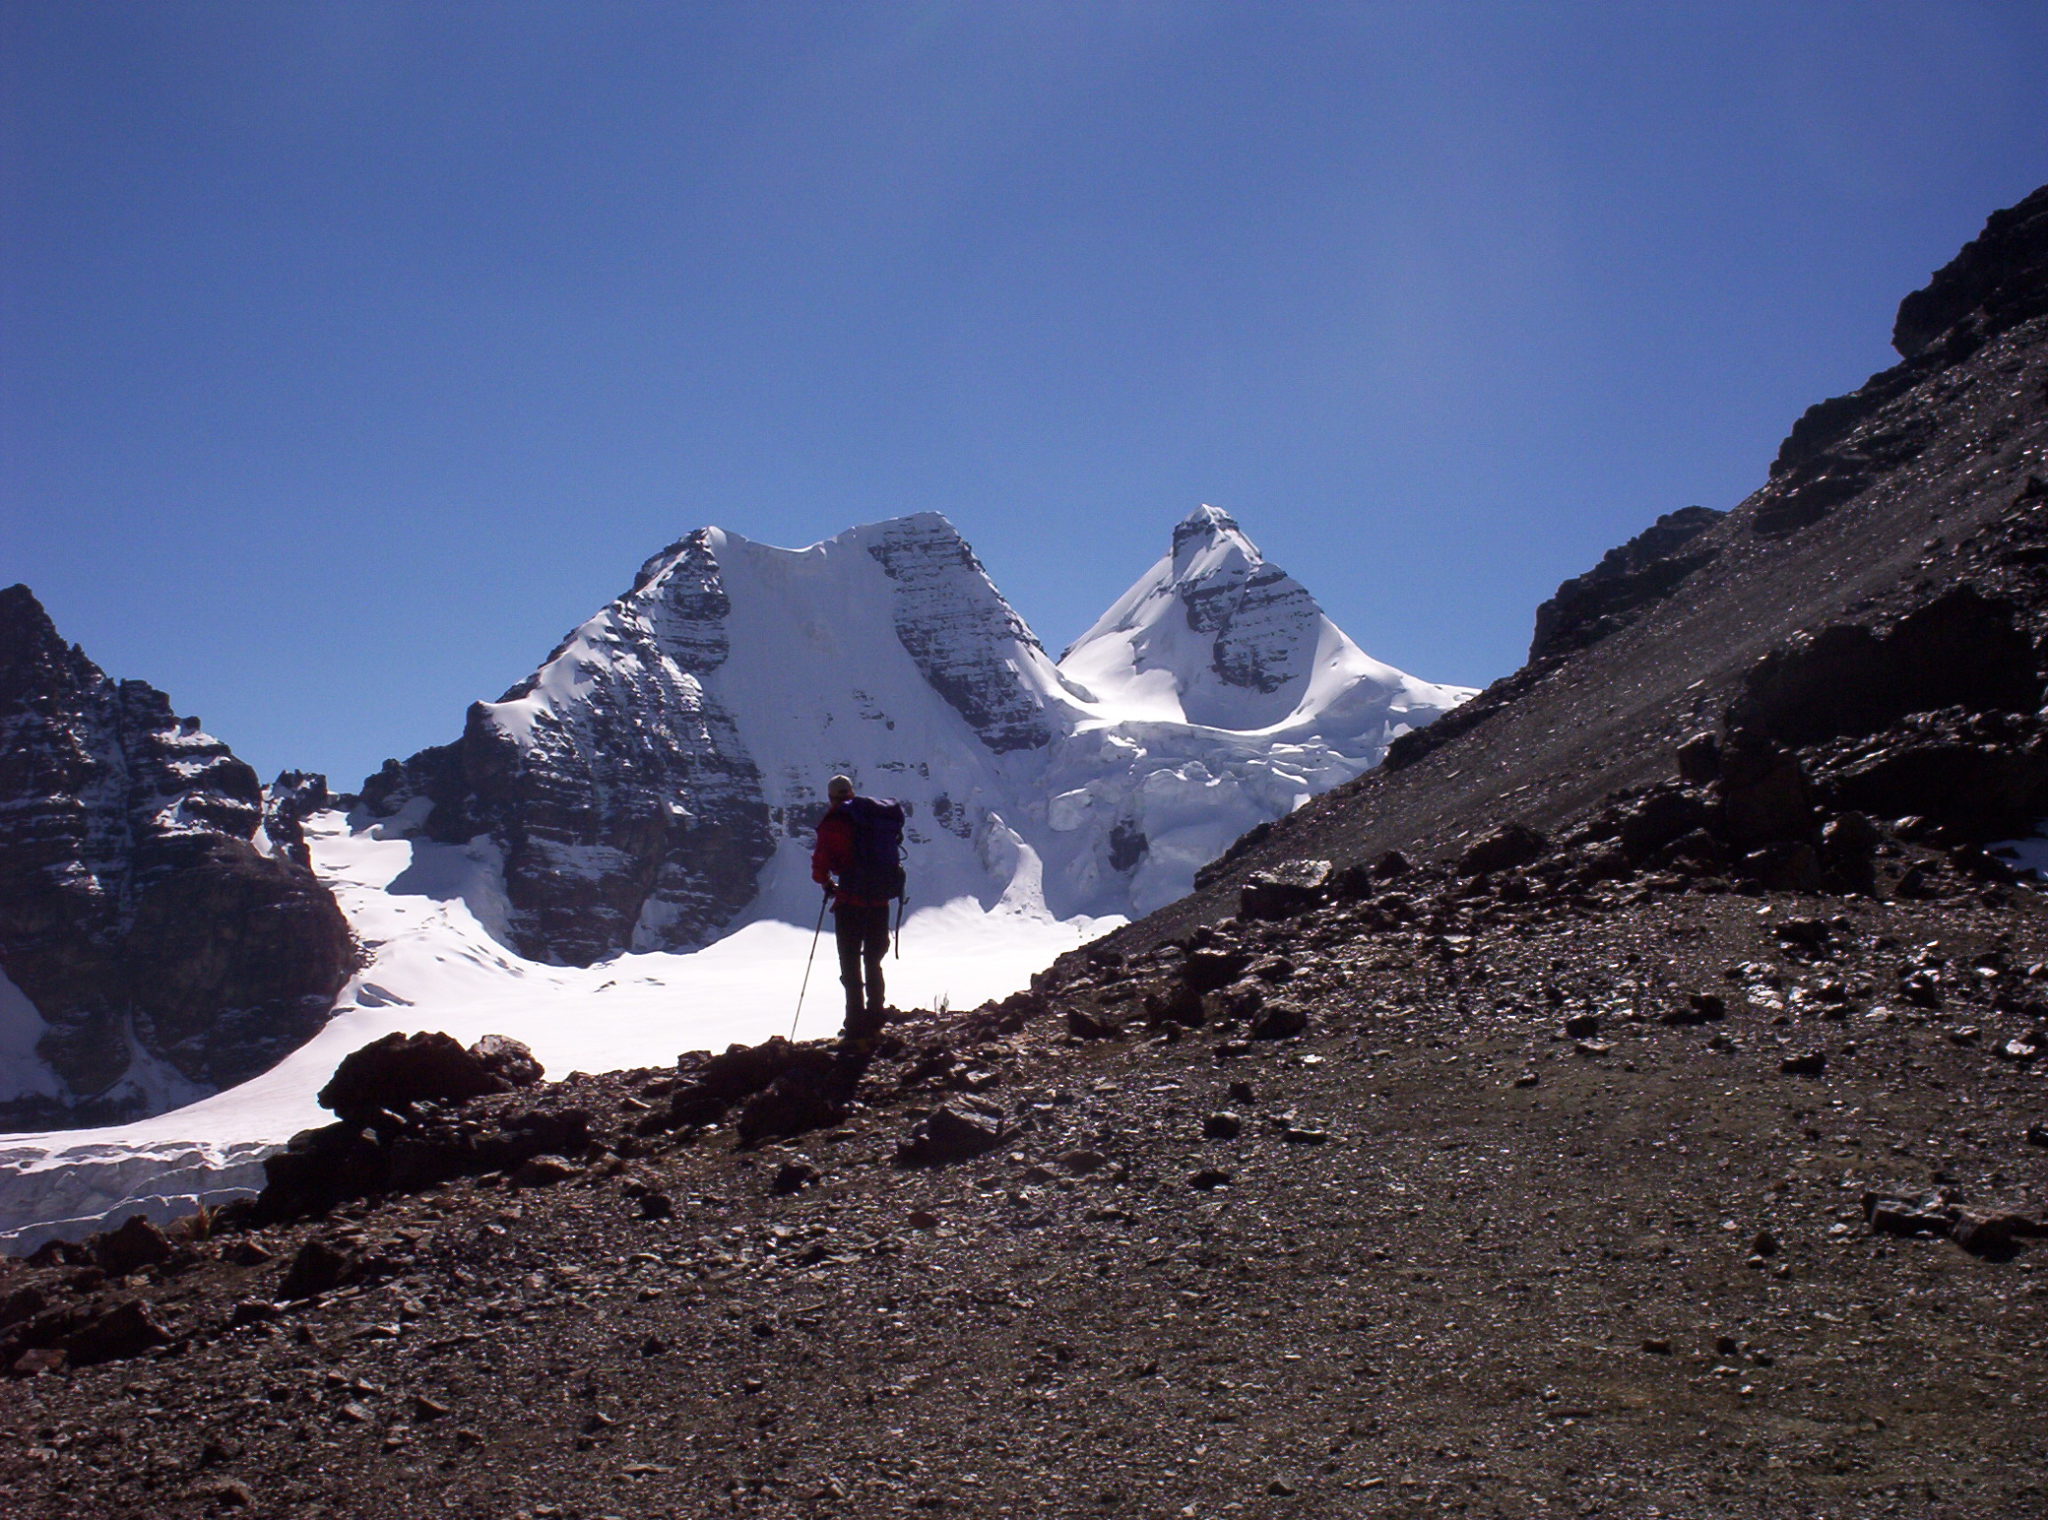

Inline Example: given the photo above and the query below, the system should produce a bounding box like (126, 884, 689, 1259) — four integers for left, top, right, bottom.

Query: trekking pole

(790, 888, 829, 1040)
(894, 894, 906, 958)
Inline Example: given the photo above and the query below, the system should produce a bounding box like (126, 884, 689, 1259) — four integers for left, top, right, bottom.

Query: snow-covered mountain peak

(1062, 505, 1357, 731)
(356, 508, 1473, 961)
(1168, 502, 1257, 568)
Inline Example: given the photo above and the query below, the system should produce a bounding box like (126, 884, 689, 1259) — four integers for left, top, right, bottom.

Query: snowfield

(0, 813, 1117, 1254)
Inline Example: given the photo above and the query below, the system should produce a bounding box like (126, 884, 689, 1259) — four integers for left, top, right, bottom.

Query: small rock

(1250, 1002, 1309, 1041)
(1202, 1112, 1243, 1140)
(1239, 860, 1333, 920)
(411, 1394, 451, 1420)
(1188, 1168, 1233, 1191)
(638, 1190, 677, 1219)
(1676, 732, 1721, 783)
(196, 1478, 255, 1509)
(1751, 1229, 1779, 1258)
(1458, 823, 1547, 876)
(277, 1237, 361, 1301)
(770, 1164, 820, 1198)
(1056, 1149, 1109, 1176)
(1863, 1192, 1954, 1239)
(1066, 1009, 1122, 1040)
(10, 1346, 66, 1377)
(510, 1154, 579, 1187)
(895, 1098, 1010, 1167)
(469, 1033, 545, 1088)
(1641, 1337, 1673, 1355)
(1663, 993, 1726, 1026)
(94, 1215, 175, 1277)
(1561, 1012, 1601, 1039)
(1949, 1210, 2045, 1256)
(1779, 1050, 1827, 1077)
(63, 1298, 175, 1367)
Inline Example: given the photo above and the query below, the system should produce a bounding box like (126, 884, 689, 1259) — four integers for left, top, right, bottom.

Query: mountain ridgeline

(355, 507, 1473, 966)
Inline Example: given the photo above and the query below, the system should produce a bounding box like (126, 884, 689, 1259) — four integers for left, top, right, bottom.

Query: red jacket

(812, 803, 888, 907)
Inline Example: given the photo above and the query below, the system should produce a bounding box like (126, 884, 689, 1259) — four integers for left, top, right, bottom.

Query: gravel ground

(5, 868, 2046, 1519)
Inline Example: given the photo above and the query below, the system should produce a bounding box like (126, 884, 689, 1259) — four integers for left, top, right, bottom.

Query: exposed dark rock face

(1170, 505, 1322, 697)
(1772, 186, 2048, 493)
(1893, 185, 2048, 361)
(1131, 182, 2048, 952)
(360, 530, 777, 965)
(259, 771, 333, 869)
(1728, 587, 2040, 747)
(0, 587, 353, 1129)
(1529, 506, 1725, 661)
(864, 515, 1062, 753)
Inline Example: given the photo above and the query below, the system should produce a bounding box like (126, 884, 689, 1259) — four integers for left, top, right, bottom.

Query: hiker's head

(827, 775, 855, 802)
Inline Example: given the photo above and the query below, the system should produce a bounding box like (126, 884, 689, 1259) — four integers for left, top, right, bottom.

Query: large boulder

(895, 1097, 1011, 1167)
(1715, 734, 1815, 849)
(317, 1032, 541, 1122)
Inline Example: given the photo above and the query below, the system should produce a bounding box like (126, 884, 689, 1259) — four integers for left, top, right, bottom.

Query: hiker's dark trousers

(834, 901, 889, 1035)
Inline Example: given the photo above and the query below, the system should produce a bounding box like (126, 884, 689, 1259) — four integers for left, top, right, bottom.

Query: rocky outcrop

(1771, 185, 2048, 492)
(1528, 506, 1725, 661)
(0, 587, 354, 1130)
(1728, 587, 2041, 748)
(1892, 185, 2048, 362)
(316, 1031, 543, 1123)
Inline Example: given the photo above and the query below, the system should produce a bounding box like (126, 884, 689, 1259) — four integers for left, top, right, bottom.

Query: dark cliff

(0, 588, 355, 1130)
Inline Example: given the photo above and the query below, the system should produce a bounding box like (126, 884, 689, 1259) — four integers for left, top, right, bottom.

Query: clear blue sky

(5, 2, 2045, 790)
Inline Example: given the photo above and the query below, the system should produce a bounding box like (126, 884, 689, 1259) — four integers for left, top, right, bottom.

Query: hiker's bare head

(827, 775, 855, 802)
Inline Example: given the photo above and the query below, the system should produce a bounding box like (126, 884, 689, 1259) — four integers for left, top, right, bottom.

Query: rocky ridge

(0, 588, 355, 1130)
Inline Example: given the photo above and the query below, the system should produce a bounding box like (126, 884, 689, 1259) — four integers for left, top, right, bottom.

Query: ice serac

(0, 586, 354, 1130)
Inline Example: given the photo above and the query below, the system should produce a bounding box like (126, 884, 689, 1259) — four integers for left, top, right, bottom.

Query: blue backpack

(840, 796, 907, 901)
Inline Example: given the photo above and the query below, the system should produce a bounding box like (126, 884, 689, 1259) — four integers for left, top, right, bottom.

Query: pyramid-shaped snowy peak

(1059, 505, 1471, 744)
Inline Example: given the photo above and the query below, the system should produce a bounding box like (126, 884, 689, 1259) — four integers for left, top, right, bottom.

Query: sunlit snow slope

(357, 506, 1475, 957)
(0, 813, 1111, 1253)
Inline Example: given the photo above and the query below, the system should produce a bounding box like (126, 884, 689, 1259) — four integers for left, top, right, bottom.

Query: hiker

(811, 774, 906, 1044)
